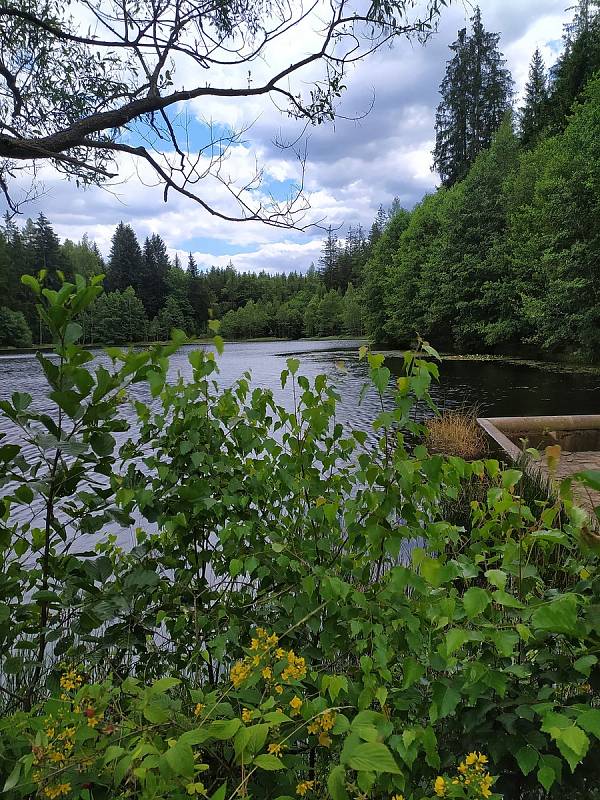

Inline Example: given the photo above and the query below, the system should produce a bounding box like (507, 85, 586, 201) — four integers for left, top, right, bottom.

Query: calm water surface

(1, 339, 599, 542)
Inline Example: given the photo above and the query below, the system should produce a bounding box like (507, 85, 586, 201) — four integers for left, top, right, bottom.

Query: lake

(1, 338, 599, 540)
(2, 337, 599, 441)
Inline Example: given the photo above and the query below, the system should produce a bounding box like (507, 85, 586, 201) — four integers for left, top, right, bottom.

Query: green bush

(0, 307, 32, 348)
(0, 274, 599, 800)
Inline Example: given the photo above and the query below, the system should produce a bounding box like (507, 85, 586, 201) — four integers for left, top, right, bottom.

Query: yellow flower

(242, 708, 252, 723)
(275, 684, 284, 694)
(250, 639, 260, 651)
(391, 795, 404, 800)
(43, 784, 71, 799)
(289, 696, 303, 714)
(307, 721, 320, 734)
(59, 670, 82, 692)
(466, 753, 477, 766)
(296, 781, 315, 796)
(477, 754, 488, 766)
(194, 703, 205, 717)
(275, 648, 286, 659)
(268, 742, 284, 756)
(434, 777, 446, 797)
(458, 762, 467, 774)
(230, 660, 250, 688)
(320, 711, 336, 731)
(318, 732, 332, 747)
(262, 667, 273, 680)
(282, 651, 306, 681)
(252, 655, 261, 667)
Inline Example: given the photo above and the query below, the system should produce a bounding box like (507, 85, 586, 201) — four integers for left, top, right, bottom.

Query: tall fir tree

(520, 48, 549, 147)
(140, 233, 170, 318)
(319, 227, 340, 289)
(433, 7, 513, 186)
(186, 252, 209, 333)
(34, 213, 70, 287)
(106, 222, 143, 294)
(548, 0, 600, 129)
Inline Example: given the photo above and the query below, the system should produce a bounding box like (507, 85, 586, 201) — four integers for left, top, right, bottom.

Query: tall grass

(425, 409, 487, 460)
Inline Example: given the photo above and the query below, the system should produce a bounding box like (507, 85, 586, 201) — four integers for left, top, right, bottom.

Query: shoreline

(2, 338, 599, 375)
(0, 334, 367, 357)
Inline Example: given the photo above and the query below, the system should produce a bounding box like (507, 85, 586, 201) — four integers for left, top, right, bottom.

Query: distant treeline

(0, 211, 392, 347)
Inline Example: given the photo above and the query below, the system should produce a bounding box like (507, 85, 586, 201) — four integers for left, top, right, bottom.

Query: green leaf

(327, 765, 349, 800)
(402, 657, 424, 688)
(463, 587, 490, 618)
(210, 783, 227, 800)
(532, 594, 578, 635)
(253, 754, 285, 770)
(147, 370, 165, 398)
(492, 590, 524, 609)
(502, 469, 522, 489)
(64, 322, 83, 344)
(515, 745, 538, 776)
(578, 709, 600, 739)
(537, 765, 555, 791)
(445, 628, 469, 655)
(2, 762, 20, 792)
(344, 742, 401, 774)
(143, 700, 170, 723)
(573, 655, 597, 676)
(166, 741, 195, 777)
(150, 677, 180, 693)
(555, 726, 589, 772)
(207, 719, 241, 740)
(485, 569, 507, 590)
(287, 357, 300, 375)
(575, 470, 600, 491)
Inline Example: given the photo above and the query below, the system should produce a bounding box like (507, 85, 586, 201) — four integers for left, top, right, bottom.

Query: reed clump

(425, 409, 487, 460)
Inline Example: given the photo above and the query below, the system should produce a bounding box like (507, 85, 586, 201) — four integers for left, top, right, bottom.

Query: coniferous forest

(1, 3, 600, 358)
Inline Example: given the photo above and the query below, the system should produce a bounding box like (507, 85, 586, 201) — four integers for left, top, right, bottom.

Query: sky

(3, 0, 570, 274)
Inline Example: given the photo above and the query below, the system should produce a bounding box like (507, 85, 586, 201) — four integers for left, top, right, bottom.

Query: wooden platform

(478, 415, 600, 521)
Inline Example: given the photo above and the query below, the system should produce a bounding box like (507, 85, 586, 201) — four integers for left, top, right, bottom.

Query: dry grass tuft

(425, 410, 487, 460)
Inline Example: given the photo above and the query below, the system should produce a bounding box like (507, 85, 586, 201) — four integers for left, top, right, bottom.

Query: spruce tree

(433, 7, 513, 186)
(520, 48, 549, 147)
(548, 0, 600, 129)
(319, 227, 340, 289)
(106, 222, 143, 293)
(140, 233, 170, 318)
(186, 253, 209, 333)
(34, 213, 70, 287)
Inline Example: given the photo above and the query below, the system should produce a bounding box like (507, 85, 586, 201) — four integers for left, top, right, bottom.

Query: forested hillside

(361, 1, 600, 360)
(1, 2, 599, 356)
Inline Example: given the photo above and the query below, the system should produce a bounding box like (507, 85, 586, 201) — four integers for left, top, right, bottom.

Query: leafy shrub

(0, 274, 599, 800)
(0, 307, 32, 348)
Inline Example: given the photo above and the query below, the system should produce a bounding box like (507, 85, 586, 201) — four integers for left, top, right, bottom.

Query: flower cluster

(43, 783, 71, 799)
(281, 650, 306, 682)
(435, 753, 495, 799)
(229, 629, 307, 691)
(59, 669, 82, 692)
(296, 780, 315, 796)
(307, 710, 336, 747)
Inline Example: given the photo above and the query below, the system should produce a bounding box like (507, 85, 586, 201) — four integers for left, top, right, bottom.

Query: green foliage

(0, 307, 32, 348)
(433, 8, 513, 187)
(0, 276, 599, 800)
